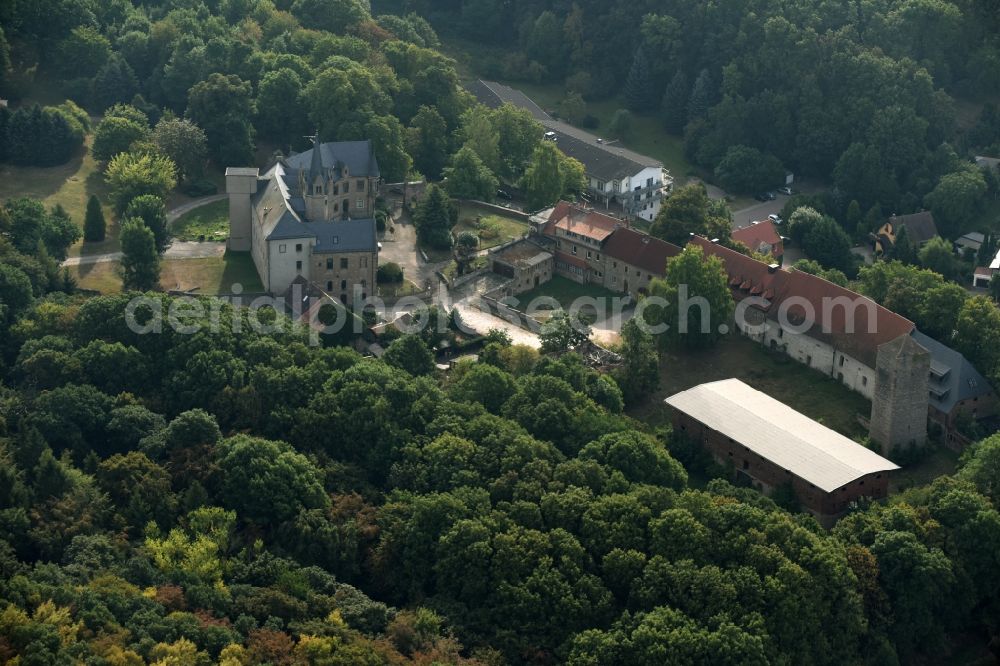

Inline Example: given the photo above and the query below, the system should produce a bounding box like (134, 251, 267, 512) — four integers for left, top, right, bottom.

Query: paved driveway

(378, 210, 447, 289)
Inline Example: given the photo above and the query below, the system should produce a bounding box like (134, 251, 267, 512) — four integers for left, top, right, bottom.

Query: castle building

(686, 236, 995, 450)
(537, 202, 680, 299)
(226, 138, 380, 299)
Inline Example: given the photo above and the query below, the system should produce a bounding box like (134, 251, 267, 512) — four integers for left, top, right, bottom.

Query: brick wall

(672, 411, 890, 520)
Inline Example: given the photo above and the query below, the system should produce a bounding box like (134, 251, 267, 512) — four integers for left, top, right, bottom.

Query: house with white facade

(226, 139, 380, 299)
(465, 80, 673, 222)
(973, 246, 1000, 288)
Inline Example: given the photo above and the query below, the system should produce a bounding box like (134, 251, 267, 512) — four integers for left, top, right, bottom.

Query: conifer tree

(687, 69, 712, 123)
(624, 48, 655, 113)
(84, 194, 106, 242)
(661, 70, 689, 134)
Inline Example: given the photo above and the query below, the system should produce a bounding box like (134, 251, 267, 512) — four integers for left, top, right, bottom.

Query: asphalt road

(731, 197, 789, 229)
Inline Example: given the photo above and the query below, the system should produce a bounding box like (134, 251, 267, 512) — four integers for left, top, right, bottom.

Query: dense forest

(0, 287, 998, 664)
(1, 0, 1000, 663)
(383, 0, 1000, 229)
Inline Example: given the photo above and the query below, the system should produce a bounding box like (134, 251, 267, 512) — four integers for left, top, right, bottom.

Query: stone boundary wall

(479, 293, 544, 334)
(457, 199, 533, 223)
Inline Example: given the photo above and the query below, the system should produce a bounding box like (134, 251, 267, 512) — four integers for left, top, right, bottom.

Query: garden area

(171, 198, 229, 242)
(512, 274, 622, 320)
(452, 202, 531, 250)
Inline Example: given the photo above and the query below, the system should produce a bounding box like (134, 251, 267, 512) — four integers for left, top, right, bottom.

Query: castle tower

(869, 334, 930, 457)
(225, 167, 259, 252)
(304, 134, 326, 222)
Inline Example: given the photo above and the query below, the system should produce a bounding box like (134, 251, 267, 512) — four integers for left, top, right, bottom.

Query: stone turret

(225, 167, 259, 252)
(869, 334, 930, 456)
(304, 134, 327, 222)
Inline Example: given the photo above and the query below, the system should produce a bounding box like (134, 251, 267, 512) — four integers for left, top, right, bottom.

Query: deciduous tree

(444, 147, 498, 201)
(105, 152, 177, 216)
(645, 244, 733, 349)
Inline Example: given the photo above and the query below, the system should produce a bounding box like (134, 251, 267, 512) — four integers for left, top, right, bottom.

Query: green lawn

(632, 334, 872, 440)
(161, 252, 263, 294)
(0, 133, 117, 257)
(889, 446, 959, 493)
(172, 199, 230, 242)
(71, 252, 262, 295)
(70, 260, 123, 294)
(454, 202, 530, 249)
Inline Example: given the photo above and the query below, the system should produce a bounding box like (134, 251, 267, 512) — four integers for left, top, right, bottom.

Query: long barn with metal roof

(666, 379, 899, 523)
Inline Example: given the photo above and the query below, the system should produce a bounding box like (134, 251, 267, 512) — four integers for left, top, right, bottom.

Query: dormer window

(314, 186, 322, 195)
(333, 236, 339, 244)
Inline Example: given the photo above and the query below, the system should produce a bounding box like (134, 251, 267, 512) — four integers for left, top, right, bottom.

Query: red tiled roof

(544, 201, 620, 242)
(688, 237, 914, 367)
(731, 220, 783, 257)
(601, 226, 681, 275)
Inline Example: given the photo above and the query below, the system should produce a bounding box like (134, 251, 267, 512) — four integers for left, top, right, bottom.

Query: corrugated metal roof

(664, 379, 899, 492)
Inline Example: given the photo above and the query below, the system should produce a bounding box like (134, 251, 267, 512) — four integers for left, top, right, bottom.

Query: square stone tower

(225, 167, 259, 252)
(869, 334, 930, 456)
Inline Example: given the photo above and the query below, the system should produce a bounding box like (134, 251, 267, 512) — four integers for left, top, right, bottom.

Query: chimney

(768, 263, 779, 273)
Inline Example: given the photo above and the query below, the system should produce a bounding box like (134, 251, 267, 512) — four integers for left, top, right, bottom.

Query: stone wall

(309, 250, 377, 302)
(869, 335, 930, 455)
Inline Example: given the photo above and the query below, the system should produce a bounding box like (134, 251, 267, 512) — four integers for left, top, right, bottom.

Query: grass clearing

(0, 134, 118, 257)
(69, 260, 122, 294)
(889, 446, 959, 493)
(69, 252, 263, 295)
(160, 252, 263, 294)
(631, 334, 872, 440)
(172, 199, 230, 242)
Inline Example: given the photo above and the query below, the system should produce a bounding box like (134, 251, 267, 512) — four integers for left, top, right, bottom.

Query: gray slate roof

(889, 211, 938, 245)
(465, 79, 551, 121)
(284, 140, 380, 180)
(251, 141, 379, 253)
(912, 330, 994, 414)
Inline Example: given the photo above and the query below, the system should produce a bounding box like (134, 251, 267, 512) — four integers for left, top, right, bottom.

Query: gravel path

(63, 195, 229, 266)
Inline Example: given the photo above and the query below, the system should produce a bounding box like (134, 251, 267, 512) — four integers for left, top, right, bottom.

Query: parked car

(496, 188, 513, 200)
(778, 186, 794, 195)
(768, 214, 782, 225)
(755, 192, 770, 202)
(766, 191, 777, 200)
